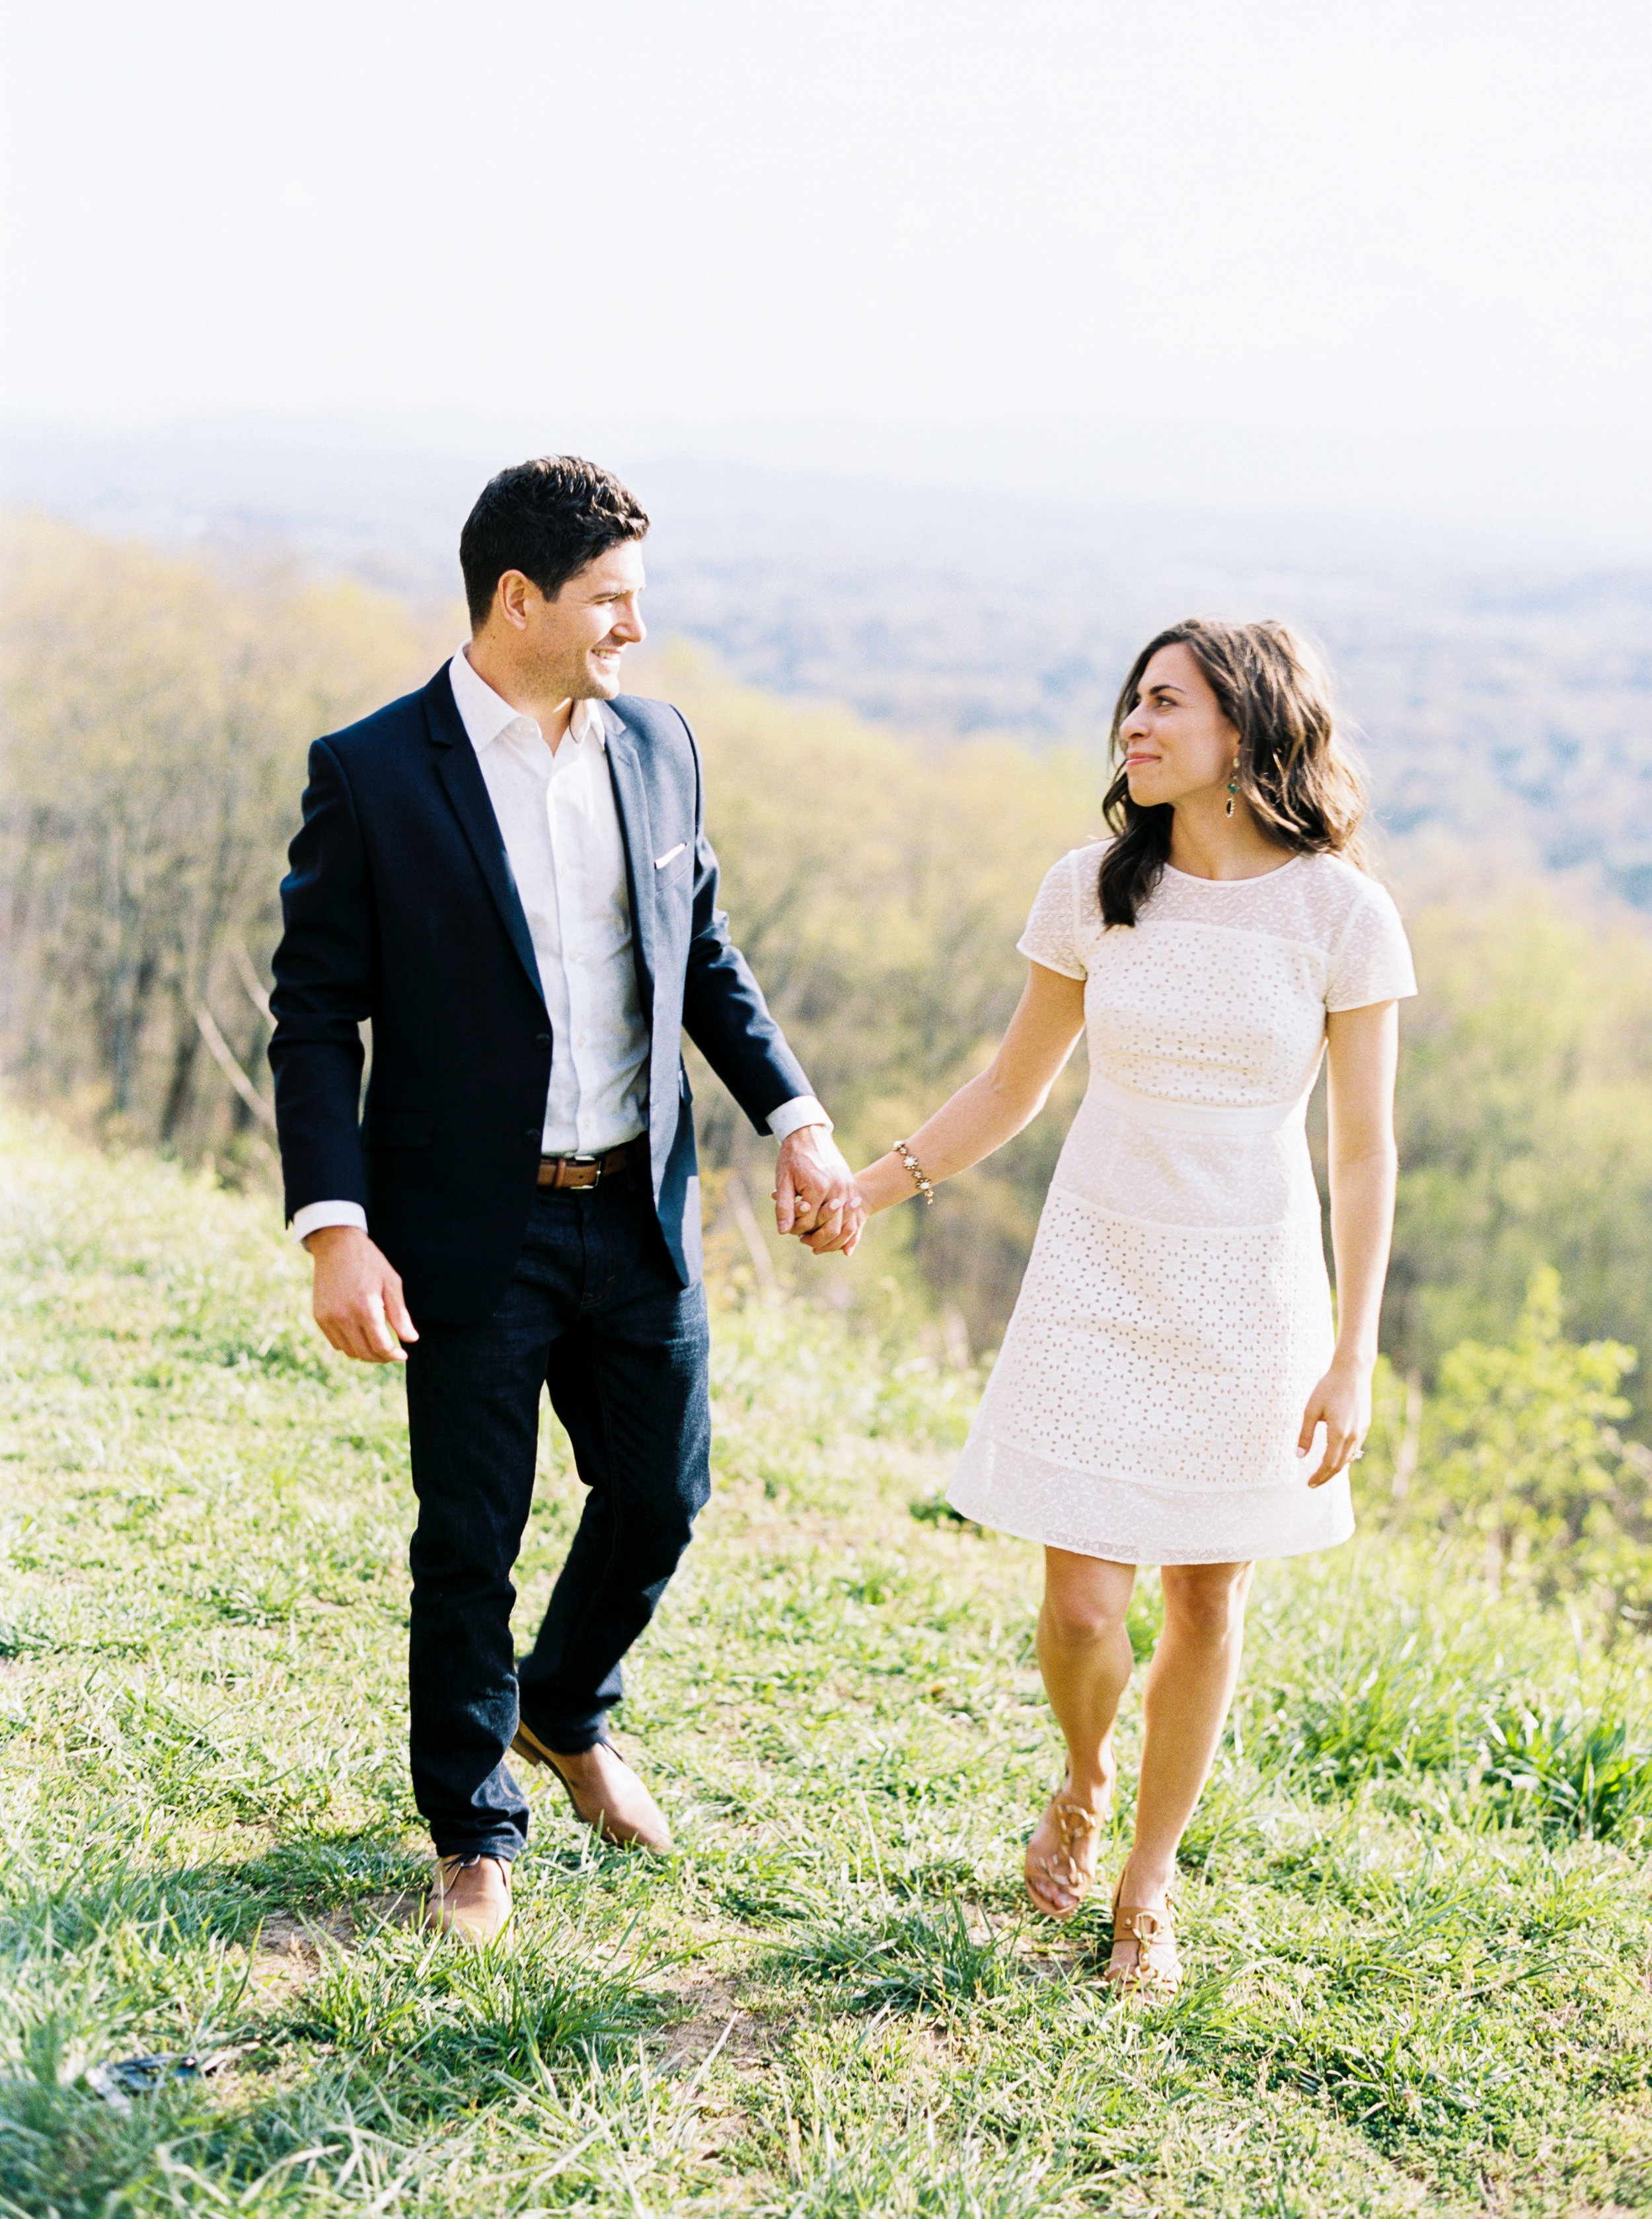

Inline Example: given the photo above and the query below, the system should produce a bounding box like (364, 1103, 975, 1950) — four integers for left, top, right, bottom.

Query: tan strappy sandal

(1105, 1879, 1182, 1996)
(1024, 1789, 1106, 1919)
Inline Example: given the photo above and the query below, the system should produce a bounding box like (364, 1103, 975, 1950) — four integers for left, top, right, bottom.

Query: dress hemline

(941, 1499, 1357, 1567)
(947, 1435, 1356, 1565)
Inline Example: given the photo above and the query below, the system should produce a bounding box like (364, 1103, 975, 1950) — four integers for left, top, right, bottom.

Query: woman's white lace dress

(947, 847, 1417, 1564)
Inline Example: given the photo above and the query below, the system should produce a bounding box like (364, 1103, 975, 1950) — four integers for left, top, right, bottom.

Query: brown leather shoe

(424, 1852, 513, 1945)
(511, 1723, 673, 1852)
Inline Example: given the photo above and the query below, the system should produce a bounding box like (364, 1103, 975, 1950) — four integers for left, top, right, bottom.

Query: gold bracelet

(893, 1139, 935, 1206)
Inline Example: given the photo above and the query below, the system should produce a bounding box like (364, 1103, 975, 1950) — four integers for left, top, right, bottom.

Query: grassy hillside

(2, 1118, 1651, 2216)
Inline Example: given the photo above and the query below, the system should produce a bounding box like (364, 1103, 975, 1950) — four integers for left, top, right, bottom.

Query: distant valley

(7, 410, 1652, 906)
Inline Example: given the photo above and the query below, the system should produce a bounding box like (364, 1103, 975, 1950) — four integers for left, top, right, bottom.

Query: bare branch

(193, 1002, 277, 1129)
(230, 939, 274, 1022)
(726, 1171, 778, 1293)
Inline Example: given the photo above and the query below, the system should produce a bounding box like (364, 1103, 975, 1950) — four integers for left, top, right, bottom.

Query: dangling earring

(1225, 759, 1239, 818)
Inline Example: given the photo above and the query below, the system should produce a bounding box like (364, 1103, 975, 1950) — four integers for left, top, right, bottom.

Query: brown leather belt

(537, 1137, 647, 1191)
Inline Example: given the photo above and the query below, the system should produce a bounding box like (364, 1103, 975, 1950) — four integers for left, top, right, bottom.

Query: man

(270, 457, 860, 1944)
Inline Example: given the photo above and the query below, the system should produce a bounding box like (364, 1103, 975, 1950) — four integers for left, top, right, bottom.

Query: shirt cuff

(291, 1200, 369, 1244)
(767, 1095, 832, 1140)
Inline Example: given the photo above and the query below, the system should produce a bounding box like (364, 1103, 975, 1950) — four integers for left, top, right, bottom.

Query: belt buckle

(564, 1151, 602, 1190)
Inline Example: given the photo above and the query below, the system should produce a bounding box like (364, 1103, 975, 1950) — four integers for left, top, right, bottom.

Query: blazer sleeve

(675, 712, 814, 1134)
(268, 738, 376, 1221)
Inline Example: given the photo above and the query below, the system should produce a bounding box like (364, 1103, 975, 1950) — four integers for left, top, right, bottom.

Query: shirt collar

(448, 646, 616, 757)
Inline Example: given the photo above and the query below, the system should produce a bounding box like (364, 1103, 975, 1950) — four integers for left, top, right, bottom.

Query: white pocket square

(653, 843, 687, 870)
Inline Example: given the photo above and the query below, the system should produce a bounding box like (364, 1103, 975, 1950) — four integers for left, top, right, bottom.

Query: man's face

(500, 538, 648, 701)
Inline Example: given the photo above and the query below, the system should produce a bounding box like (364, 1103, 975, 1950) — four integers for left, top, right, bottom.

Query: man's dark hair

(459, 456, 649, 629)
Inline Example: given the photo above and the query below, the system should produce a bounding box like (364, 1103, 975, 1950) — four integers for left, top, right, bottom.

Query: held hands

(773, 1126, 866, 1257)
(306, 1225, 418, 1363)
(1296, 1353, 1373, 1487)
(308, 1132, 864, 1357)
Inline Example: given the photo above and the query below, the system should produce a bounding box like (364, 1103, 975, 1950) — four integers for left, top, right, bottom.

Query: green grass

(2, 1112, 1651, 2216)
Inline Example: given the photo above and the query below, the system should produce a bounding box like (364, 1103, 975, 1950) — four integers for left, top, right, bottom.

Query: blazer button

(523, 1127, 540, 1147)
(535, 1032, 552, 1048)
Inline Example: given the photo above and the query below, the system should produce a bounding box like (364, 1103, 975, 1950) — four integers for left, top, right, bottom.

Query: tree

(1, 519, 440, 1158)
(1429, 1265, 1640, 1595)
(1388, 886, 1652, 1429)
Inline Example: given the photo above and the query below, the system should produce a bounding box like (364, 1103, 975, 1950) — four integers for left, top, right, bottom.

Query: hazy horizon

(10, 405, 1652, 572)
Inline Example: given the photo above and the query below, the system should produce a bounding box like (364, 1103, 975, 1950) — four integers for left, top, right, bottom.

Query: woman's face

(1118, 642, 1239, 811)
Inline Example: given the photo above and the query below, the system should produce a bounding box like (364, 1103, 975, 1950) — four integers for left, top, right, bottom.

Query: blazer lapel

(603, 714, 658, 1010)
(423, 669, 546, 1010)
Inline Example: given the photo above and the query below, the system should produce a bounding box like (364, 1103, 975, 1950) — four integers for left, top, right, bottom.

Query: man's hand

(773, 1125, 865, 1257)
(306, 1225, 419, 1362)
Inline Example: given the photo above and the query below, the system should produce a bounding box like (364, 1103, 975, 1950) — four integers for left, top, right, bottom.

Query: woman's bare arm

(849, 962, 1088, 1222)
(1298, 998, 1401, 1484)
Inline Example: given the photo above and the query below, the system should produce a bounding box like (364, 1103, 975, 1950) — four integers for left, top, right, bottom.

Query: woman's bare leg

(1025, 1548, 1137, 1914)
(1109, 1561, 1253, 1965)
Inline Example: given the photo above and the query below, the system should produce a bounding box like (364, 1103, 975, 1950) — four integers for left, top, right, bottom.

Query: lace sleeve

(1326, 879, 1418, 1010)
(1016, 852, 1088, 980)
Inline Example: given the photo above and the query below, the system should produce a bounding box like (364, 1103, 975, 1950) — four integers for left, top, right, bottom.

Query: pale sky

(4, 0, 1651, 435)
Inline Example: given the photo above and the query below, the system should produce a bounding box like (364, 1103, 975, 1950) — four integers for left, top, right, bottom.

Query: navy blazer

(268, 664, 813, 1323)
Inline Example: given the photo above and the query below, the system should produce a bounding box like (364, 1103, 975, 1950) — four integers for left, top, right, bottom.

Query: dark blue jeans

(402, 1166, 710, 1860)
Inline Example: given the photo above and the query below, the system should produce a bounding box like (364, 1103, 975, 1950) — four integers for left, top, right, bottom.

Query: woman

(840, 619, 1415, 1994)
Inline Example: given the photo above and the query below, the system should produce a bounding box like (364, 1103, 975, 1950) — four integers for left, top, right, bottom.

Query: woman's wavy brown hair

(1098, 618, 1369, 928)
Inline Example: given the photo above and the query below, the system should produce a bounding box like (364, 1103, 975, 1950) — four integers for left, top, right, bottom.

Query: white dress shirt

(292, 649, 827, 1242)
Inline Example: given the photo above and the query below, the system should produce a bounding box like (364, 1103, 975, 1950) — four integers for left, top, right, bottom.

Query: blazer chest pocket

(363, 1109, 434, 1150)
